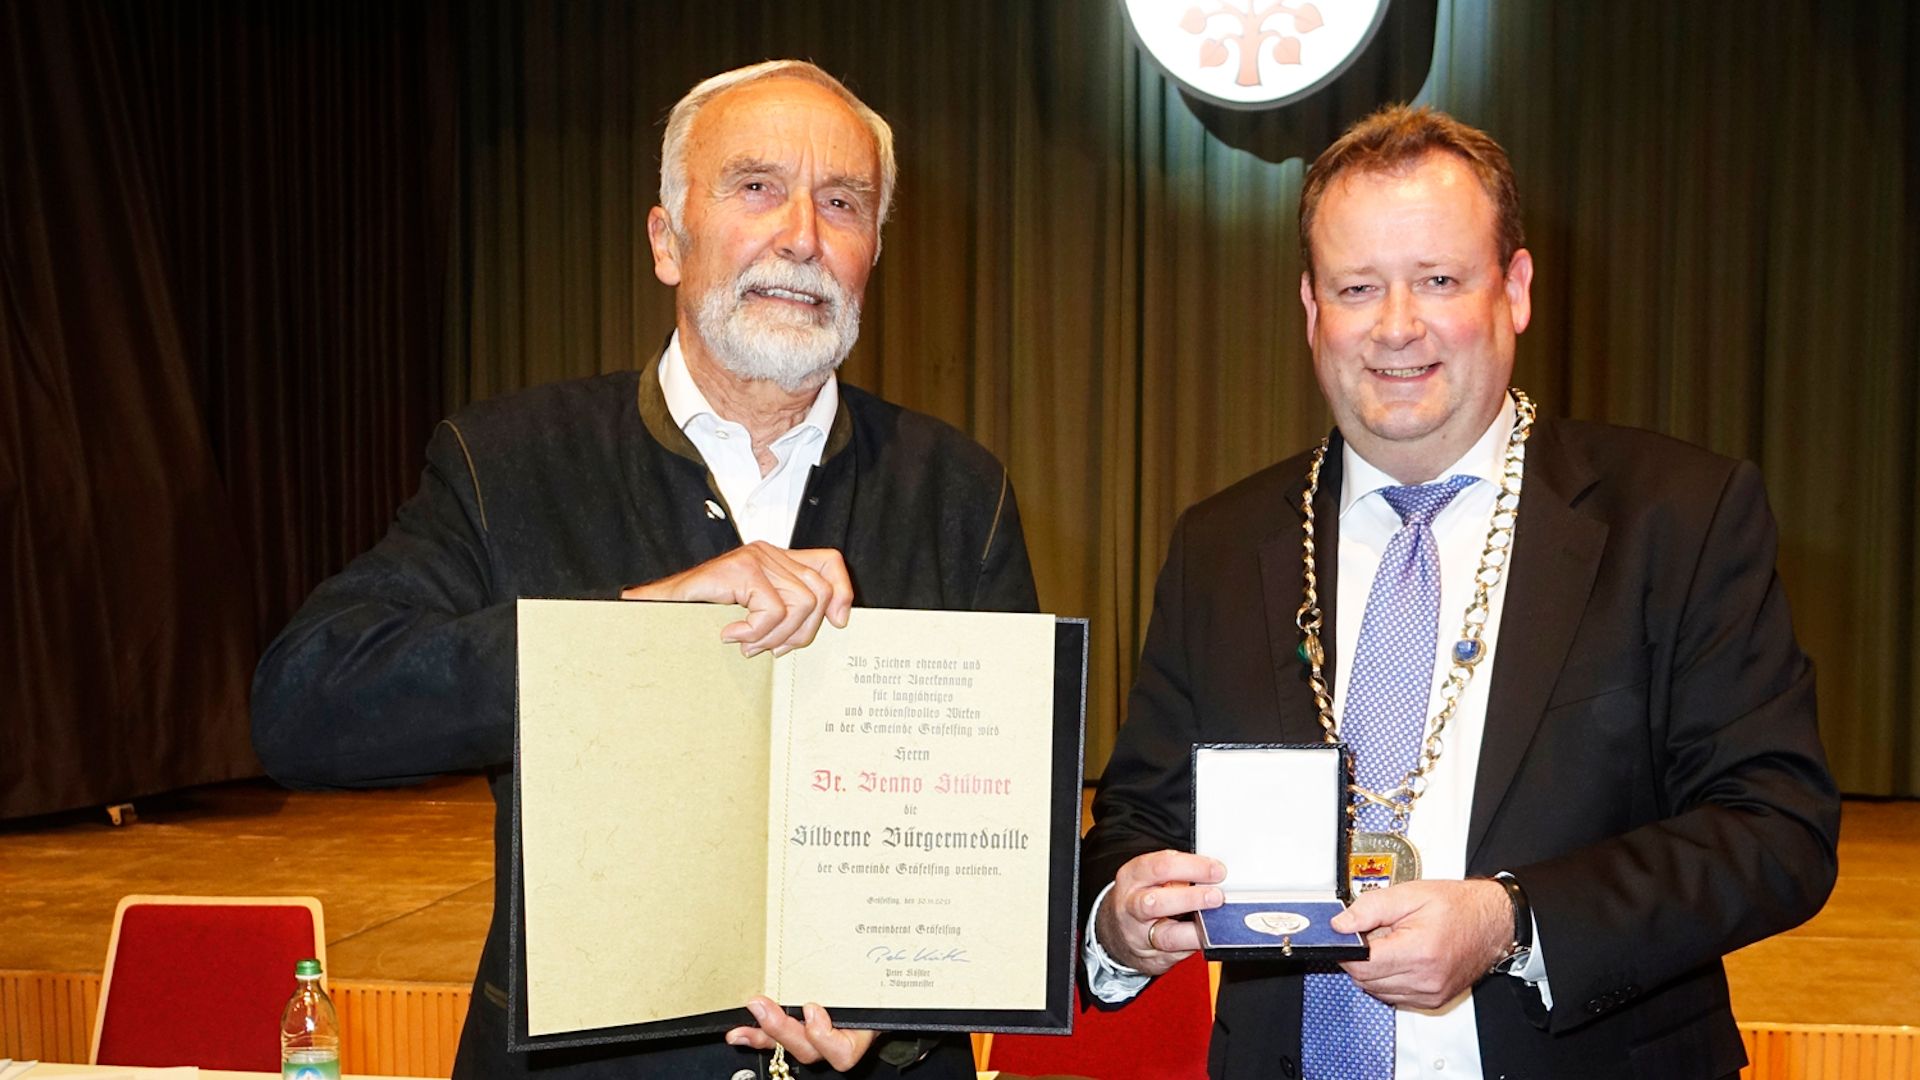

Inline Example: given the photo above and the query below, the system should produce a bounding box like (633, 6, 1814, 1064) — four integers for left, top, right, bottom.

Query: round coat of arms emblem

(1121, 0, 1391, 110)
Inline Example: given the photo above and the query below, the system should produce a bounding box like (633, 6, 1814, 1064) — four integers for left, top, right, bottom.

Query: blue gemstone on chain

(1453, 638, 1484, 665)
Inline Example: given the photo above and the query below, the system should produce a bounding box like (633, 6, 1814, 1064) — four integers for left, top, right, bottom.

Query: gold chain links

(1295, 390, 1536, 829)
(769, 1045, 791, 1079)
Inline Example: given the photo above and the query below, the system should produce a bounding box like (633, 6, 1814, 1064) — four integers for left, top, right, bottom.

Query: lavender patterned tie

(1300, 475, 1475, 1080)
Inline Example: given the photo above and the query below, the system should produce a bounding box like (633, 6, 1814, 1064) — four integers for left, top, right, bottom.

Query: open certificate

(509, 600, 1085, 1052)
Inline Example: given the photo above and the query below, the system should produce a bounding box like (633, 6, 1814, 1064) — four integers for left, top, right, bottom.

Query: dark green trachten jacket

(253, 358, 1037, 1080)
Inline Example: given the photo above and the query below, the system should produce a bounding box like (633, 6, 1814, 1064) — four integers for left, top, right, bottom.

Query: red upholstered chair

(983, 953, 1213, 1080)
(91, 895, 327, 1070)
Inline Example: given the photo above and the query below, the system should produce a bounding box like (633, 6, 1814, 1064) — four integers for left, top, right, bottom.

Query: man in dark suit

(1079, 105, 1839, 1079)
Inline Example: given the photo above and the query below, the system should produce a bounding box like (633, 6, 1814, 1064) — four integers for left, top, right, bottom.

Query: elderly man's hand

(1094, 849, 1228, 974)
(725, 997, 876, 1072)
(620, 543, 853, 657)
(1331, 878, 1512, 1009)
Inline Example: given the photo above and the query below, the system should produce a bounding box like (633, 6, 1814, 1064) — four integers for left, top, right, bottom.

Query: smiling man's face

(1300, 150, 1533, 483)
(649, 77, 883, 393)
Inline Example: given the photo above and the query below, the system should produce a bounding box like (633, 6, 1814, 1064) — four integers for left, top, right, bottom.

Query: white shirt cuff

(1509, 906, 1552, 1008)
(1082, 881, 1151, 1004)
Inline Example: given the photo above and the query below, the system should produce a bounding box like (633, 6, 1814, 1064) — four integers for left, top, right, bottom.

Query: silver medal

(1243, 911, 1310, 935)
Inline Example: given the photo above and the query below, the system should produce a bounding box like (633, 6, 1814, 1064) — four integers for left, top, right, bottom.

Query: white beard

(692, 256, 862, 393)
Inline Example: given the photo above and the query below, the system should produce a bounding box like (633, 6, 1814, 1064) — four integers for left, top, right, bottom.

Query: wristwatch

(1489, 872, 1533, 975)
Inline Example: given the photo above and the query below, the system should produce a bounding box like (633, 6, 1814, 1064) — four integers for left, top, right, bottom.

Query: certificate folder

(507, 601, 1086, 1052)
(1191, 743, 1369, 962)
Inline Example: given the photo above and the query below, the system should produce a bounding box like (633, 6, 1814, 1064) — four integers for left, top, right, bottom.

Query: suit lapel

(1466, 418, 1608, 864)
(1260, 433, 1345, 741)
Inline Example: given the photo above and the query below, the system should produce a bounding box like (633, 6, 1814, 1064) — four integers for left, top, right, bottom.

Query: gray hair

(659, 60, 897, 240)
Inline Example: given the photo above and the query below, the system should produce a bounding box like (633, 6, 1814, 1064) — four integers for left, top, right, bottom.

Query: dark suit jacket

(1081, 418, 1839, 1080)
(253, 362, 1038, 1080)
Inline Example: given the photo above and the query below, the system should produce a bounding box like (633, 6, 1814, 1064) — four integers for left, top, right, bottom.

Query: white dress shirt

(1085, 396, 1550, 1079)
(658, 332, 837, 547)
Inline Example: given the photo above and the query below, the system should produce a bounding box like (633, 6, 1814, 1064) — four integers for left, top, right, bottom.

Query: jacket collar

(1259, 430, 1346, 743)
(635, 345, 856, 469)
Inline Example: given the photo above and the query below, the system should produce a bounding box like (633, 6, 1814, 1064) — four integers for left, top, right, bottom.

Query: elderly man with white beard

(252, 60, 1035, 1080)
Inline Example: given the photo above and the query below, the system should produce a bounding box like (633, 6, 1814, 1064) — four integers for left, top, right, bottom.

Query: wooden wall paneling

(8, 968, 1920, 1078)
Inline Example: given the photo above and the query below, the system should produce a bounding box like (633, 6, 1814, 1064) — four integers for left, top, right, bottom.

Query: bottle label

(283, 1048, 341, 1080)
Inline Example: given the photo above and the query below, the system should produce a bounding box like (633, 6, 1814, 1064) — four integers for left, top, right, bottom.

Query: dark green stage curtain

(10, 0, 1905, 814)
(1432, 1, 1919, 796)
(450, 0, 1918, 795)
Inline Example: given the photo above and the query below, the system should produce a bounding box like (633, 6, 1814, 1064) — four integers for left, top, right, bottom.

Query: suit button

(1586, 998, 1606, 1014)
(731, 1070, 756, 1080)
(1280, 1055, 1297, 1077)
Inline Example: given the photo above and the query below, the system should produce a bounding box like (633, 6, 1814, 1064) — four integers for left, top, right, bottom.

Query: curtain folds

(450, 0, 1918, 793)
(110, 1, 455, 648)
(1, 1, 256, 818)
(0, 1, 453, 819)
(4, 1, 1914, 814)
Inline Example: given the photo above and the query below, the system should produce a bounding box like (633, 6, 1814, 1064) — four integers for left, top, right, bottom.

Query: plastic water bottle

(280, 957, 341, 1080)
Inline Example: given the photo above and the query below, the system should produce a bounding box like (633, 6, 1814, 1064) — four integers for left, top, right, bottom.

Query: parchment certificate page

(763, 609, 1056, 1009)
(518, 600, 774, 1034)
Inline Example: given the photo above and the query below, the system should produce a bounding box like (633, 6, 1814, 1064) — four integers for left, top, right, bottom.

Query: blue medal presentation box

(1191, 743, 1369, 962)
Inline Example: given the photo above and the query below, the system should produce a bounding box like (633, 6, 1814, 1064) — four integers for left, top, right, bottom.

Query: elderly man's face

(1300, 151, 1533, 483)
(649, 77, 882, 392)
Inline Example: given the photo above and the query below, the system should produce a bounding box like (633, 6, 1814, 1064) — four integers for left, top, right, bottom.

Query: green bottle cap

(295, 958, 323, 977)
